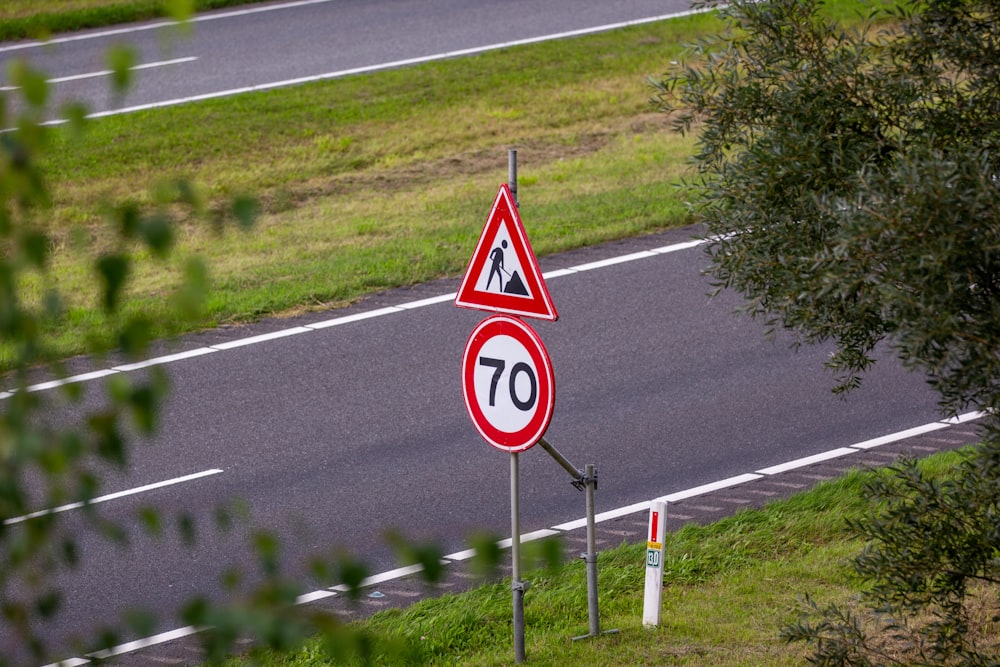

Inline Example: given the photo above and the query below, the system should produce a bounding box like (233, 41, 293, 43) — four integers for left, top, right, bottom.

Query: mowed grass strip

(229, 451, 974, 667)
(0, 0, 259, 41)
(10, 12, 716, 365)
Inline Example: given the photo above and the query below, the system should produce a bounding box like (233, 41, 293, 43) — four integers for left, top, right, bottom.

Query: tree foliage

(656, 0, 1000, 663)
(0, 15, 471, 667)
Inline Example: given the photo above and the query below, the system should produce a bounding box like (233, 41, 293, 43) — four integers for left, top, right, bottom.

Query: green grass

(5, 0, 884, 367)
(6, 9, 717, 366)
(0, 1, 261, 41)
(231, 450, 973, 666)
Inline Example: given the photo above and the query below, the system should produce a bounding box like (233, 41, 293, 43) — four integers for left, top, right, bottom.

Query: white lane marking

(46, 410, 984, 665)
(3, 235, 712, 399)
(0, 57, 199, 91)
(25, 369, 118, 393)
(211, 326, 311, 350)
(0, 0, 340, 53)
(5, 469, 223, 526)
(13, 7, 713, 124)
(755, 448, 857, 475)
(942, 410, 987, 424)
(658, 473, 764, 502)
(112, 346, 217, 372)
(850, 422, 949, 450)
(40, 625, 206, 667)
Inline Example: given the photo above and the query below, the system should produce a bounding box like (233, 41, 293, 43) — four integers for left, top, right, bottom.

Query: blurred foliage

(656, 0, 1000, 663)
(0, 26, 457, 667)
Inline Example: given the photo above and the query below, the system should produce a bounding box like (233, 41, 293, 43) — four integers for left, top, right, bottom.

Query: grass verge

(0, 1, 261, 42)
(228, 450, 973, 666)
(5, 8, 719, 367)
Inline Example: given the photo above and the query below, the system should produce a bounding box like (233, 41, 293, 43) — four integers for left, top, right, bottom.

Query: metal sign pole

(511, 451, 527, 663)
(508, 148, 518, 207)
(537, 437, 615, 640)
(584, 463, 600, 637)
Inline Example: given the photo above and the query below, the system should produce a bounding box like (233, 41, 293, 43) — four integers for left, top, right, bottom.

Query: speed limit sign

(461, 315, 555, 452)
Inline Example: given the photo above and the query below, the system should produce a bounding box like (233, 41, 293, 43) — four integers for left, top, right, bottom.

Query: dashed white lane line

(0, 57, 199, 91)
(0, 0, 343, 53)
(6, 468, 223, 526)
(5, 236, 712, 399)
(52, 410, 983, 666)
(8, 6, 712, 123)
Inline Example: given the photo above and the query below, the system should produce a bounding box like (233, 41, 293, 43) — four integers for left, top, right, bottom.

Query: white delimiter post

(642, 500, 668, 626)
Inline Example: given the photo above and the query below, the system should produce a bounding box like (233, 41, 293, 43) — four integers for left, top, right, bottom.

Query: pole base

(571, 628, 621, 642)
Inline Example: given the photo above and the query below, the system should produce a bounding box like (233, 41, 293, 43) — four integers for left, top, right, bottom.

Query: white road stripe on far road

(9, 6, 712, 124)
(3, 236, 713, 399)
(4, 468, 223, 526)
(47, 410, 985, 667)
(0, 57, 199, 91)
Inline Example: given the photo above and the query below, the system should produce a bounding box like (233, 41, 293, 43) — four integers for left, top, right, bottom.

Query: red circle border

(461, 315, 555, 452)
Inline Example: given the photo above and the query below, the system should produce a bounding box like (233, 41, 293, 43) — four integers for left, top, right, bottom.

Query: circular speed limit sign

(461, 315, 555, 452)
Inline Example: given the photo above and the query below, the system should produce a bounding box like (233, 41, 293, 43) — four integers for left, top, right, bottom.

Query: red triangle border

(454, 184, 558, 322)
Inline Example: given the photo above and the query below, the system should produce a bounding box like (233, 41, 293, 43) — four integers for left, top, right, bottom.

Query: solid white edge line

(756, 448, 857, 475)
(210, 326, 311, 350)
(941, 410, 988, 424)
(26, 369, 119, 393)
(650, 238, 709, 254)
(56, 411, 985, 665)
(39, 625, 207, 666)
(4, 469, 223, 526)
(112, 346, 217, 372)
(21, 8, 714, 121)
(496, 529, 561, 549)
(541, 268, 578, 279)
(659, 473, 764, 503)
(330, 564, 426, 591)
(42, 57, 199, 85)
(567, 251, 659, 273)
(850, 422, 950, 450)
(296, 589, 338, 605)
(0, 0, 340, 53)
(397, 294, 456, 310)
(305, 306, 404, 329)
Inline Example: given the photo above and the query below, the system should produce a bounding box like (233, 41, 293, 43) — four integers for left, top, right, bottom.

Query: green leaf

(7, 60, 48, 108)
(139, 213, 174, 257)
(178, 513, 197, 546)
(165, 0, 196, 21)
(114, 202, 141, 239)
(128, 382, 162, 435)
(138, 507, 162, 536)
(232, 195, 260, 230)
(118, 314, 153, 358)
(95, 254, 130, 312)
(19, 230, 48, 268)
(60, 102, 89, 138)
(468, 532, 503, 578)
(253, 530, 280, 576)
(174, 256, 209, 320)
(105, 45, 137, 95)
(336, 554, 369, 601)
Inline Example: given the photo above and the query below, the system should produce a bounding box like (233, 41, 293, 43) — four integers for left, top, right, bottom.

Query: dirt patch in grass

(257, 114, 670, 214)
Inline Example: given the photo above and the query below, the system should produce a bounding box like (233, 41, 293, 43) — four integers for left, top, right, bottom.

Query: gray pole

(508, 148, 518, 207)
(584, 463, 600, 637)
(508, 147, 526, 663)
(511, 451, 526, 663)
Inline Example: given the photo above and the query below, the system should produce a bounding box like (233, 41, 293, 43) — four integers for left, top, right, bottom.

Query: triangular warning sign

(455, 183, 558, 321)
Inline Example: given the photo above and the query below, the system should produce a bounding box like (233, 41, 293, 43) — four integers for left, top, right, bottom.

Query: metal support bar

(584, 463, 600, 637)
(538, 436, 588, 491)
(508, 148, 518, 207)
(511, 452, 526, 663)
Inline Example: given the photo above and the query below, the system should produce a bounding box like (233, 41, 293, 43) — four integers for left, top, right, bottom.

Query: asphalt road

(10, 226, 944, 664)
(0, 0, 695, 119)
(0, 1, 948, 663)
